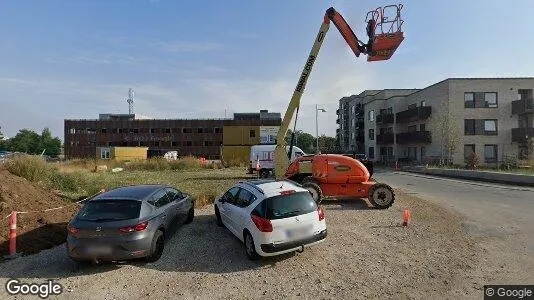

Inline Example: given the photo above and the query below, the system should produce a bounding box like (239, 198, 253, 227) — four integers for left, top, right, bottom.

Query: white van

(248, 145, 306, 177)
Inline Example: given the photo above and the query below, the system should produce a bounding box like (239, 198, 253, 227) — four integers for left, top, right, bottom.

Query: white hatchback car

(214, 179, 327, 260)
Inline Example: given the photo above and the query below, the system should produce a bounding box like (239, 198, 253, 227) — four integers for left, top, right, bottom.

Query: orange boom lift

(274, 5, 405, 209)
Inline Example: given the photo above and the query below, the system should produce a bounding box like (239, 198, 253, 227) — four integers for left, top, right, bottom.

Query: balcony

(336, 118, 340, 124)
(511, 98, 533, 114)
(396, 106, 432, 124)
(396, 131, 432, 144)
(376, 113, 394, 125)
(336, 109, 340, 115)
(376, 133, 394, 144)
(512, 127, 534, 143)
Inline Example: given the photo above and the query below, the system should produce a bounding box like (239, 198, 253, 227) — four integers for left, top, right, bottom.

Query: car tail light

(318, 206, 325, 221)
(251, 215, 273, 232)
(119, 221, 148, 233)
(67, 224, 79, 235)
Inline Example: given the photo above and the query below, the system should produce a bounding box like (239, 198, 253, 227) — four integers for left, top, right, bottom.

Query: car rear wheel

(244, 231, 260, 261)
(215, 205, 223, 227)
(146, 230, 164, 262)
(368, 183, 395, 209)
(184, 206, 194, 224)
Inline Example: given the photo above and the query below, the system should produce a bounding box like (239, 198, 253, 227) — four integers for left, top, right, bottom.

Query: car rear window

(77, 200, 141, 222)
(261, 191, 317, 220)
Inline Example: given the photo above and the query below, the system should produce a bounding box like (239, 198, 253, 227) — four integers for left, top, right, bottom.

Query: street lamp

(316, 104, 326, 154)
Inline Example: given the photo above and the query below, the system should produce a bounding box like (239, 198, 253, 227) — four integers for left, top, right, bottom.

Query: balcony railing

(376, 113, 394, 125)
(396, 106, 432, 123)
(396, 131, 432, 144)
(511, 98, 533, 114)
(376, 133, 394, 144)
(511, 127, 534, 143)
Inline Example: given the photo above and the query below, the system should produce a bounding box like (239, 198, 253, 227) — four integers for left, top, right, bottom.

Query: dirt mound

(0, 169, 80, 256)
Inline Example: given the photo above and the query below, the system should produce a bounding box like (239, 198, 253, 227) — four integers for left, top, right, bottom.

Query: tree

(2, 128, 62, 156)
(285, 129, 315, 154)
(40, 128, 62, 156)
(435, 102, 460, 166)
(318, 135, 337, 153)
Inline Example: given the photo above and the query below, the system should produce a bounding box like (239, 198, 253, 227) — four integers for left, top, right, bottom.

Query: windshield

(77, 200, 141, 222)
(264, 191, 317, 220)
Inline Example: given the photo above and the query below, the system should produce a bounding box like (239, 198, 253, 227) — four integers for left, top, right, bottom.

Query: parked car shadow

(0, 214, 296, 279)
(320, 198, 375, 210)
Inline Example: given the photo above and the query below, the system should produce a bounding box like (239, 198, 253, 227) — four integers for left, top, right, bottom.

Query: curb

(399, 167, 534, 187)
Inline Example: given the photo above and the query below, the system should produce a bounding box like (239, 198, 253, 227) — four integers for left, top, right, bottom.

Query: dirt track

(0, 191, 495, 300)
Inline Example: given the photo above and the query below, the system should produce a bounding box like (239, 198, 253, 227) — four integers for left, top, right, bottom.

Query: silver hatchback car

(66, 184, 194, 263)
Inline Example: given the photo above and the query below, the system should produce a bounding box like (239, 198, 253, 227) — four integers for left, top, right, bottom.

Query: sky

(1, 0, 534, 140)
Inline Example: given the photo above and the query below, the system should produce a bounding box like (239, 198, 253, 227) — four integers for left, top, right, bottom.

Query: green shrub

(501, 155, 518, 170)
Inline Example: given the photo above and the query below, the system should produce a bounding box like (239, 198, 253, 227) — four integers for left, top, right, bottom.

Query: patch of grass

(4, 154, 55, 182)
(5, 155, 246, 207)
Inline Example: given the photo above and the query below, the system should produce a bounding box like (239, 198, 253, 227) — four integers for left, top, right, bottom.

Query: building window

(368, 129, 374, 140)
(464, 92, 474, 108)
(485, 93, 498, 108)
(351, 132, 355, 140)
(465, 92, 498, 108)
(369, 110, 375, 122)
(408, 103, 417, 110)
(183, 128, 193, 134)
(214, 127, 222, 133)
(197, 128, 203, 134)
(484, 144, 498, 163)
(171, 141, 177, 147)
(484, 119, 497, 135)
(419, 124, 426, 131)
(368, 147, 375, 159)
(464, 144, 475, 162)
(420, 100, 426, 107)
(408, 125, 417, 132)
(100, 148, 110, 159)
(154, 141, 160, 147)
(204, 141, 214, 146)
(351, 106, 355, 114)
(464, 119, 476, 135)
(249, 129, 256, 138)
(150, 128, 156, 134)
(351, 119, 355, 127)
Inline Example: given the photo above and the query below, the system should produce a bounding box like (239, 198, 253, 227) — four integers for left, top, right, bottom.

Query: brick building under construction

(64, 110, 281, 161)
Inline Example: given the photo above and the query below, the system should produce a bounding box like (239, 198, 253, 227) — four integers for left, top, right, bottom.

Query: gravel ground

(0, 191, 491, 299)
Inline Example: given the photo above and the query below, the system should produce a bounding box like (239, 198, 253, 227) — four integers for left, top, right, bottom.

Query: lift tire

(302, 181, 323, 204)
(368, 183, 395, 209)
(301, 176, 315, 185)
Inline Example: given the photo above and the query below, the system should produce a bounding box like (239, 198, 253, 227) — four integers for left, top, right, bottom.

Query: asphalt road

(374, 169, 534, 283)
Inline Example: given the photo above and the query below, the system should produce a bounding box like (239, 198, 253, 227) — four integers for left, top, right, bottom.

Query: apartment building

(336, 77, 534, 166)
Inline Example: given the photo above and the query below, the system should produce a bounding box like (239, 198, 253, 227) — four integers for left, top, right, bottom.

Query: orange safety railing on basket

(365, 4, 405, 61)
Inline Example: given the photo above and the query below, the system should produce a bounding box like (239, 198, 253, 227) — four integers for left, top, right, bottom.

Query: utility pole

(316, 104, 326, 154)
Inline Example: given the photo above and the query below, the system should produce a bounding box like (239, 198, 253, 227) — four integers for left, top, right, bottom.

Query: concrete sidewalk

(399, 165, 534, 187)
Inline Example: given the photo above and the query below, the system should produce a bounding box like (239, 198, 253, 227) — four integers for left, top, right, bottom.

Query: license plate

(85, 245, 112, 256)
(286, 226, 312, 238)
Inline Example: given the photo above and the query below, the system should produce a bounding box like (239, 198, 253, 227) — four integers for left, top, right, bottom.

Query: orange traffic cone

(402, 209, 411, 227)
